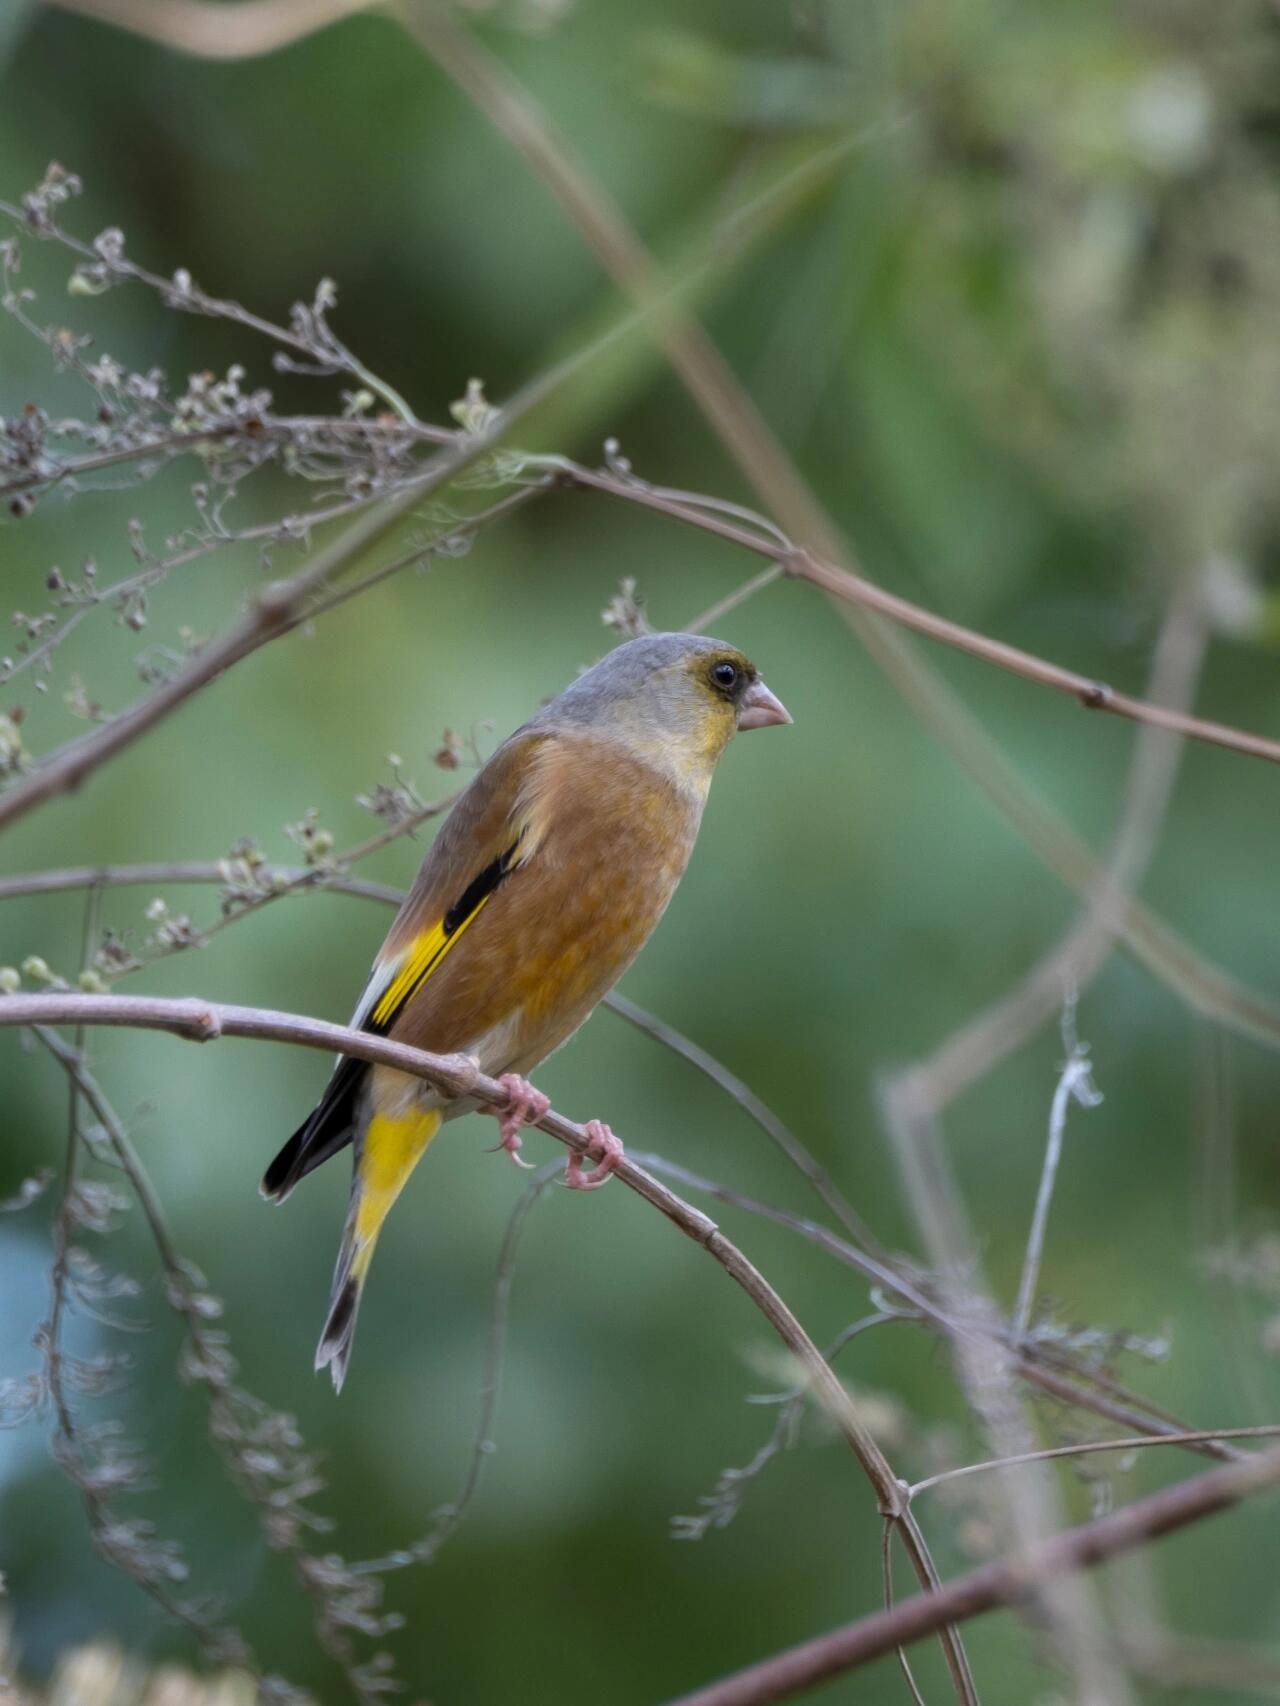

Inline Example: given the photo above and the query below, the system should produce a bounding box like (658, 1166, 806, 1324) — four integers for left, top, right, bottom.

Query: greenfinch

(262, 632, 791, 1389)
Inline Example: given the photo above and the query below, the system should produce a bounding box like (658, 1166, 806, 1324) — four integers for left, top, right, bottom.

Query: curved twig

(0, 989, 970, 1692)
(0, 859, 1253, 1467)
(660, 1445, 1280, 1706)
(909, 1425, 1280, 1502)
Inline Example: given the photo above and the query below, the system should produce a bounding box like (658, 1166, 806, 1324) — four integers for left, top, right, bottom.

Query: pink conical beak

(736, 679, 792, 730)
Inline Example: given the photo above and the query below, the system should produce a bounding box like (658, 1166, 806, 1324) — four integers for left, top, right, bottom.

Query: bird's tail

(315, 1105, 443, 1392)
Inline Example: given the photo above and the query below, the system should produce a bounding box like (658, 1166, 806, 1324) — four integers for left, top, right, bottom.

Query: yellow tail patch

(350, 1105, 444, 1280)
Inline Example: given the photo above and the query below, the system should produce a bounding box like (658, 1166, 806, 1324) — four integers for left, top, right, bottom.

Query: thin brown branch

(296, 480, 546, 632)
(684, 564, 786, 635)
(604, 991, 884, 1257)
(36, 1022, 285, 1688)
(1011, 1358, 1243, 1467)
(561, 461, 1280, 769)
(0, 429, 508, 835)
(0, 796, 448, 992)
(910, 1426, 1280, 1500)
(0, 412, 454, 509)
(0, 989, 954, 1661)
(530, 468, 1280, 1051)
(881, 1076, 1136, 1701)
(0, 576, 304, 833)
(672, 1312, 903, 1543)
(2, 164, 412, 418)
(0, 486, 382, 693)
(638, 1153, 1246, 1468)
(882, 1517, 929, 1706)
(41, 0, 382, 58)
(35, 1026, 389, 1701)
(0, 862, 1256, 1474)
(0, 860, 402, 906)
(122, 806, 448, 976)
(660, 1446, 1280, 1706)
(353, 1159, 564, 1575)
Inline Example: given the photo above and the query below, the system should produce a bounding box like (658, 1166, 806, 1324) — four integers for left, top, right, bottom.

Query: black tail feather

(315, 1274, 361, 1392)
(261, 1054, 365, 1200)
(311, 1179, 366, 1393)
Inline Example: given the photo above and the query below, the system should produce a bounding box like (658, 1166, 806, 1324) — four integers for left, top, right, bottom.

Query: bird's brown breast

(389, 735, 702, 1074)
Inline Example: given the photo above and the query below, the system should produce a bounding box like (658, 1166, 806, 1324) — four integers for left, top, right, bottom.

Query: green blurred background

(3, 1, 1280, 1700)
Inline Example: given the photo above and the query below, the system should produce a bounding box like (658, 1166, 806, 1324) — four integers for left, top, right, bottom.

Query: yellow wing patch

(371, 897, 492, 1029)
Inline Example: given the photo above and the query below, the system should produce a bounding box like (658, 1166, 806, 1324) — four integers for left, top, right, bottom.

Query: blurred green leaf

(0, 0, 38, 70)
(640, 29, 860, 131)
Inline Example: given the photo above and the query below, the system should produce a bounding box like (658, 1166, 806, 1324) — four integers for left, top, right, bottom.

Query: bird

(261, 631, 791, 1390)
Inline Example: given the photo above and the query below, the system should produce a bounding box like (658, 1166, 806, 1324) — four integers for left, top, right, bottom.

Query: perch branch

(1, 859, 1249, 1465)
(0, 990, 969, 1686)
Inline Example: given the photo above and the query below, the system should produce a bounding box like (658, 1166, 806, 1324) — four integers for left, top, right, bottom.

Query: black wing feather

(261, 839, 523, 1202)
(260, 1052, 366, 1201)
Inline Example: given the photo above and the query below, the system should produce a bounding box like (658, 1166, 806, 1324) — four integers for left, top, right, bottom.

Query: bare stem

(1, 861, 1246, 1471)
(36, 1023, 291, 1690)
(352, 1160, 563, 1575)
(0, 428, 510, 835)
(0, 989, 958, 1671)
(558, 460, 1280, 770)
(659, 1446, 1280, 1706)
(35, 1026, 400, 1704)
(1012, 1007, 1103, 1339)
(605, 991, 884, 1256)
(910, 1426, 1280, 1501)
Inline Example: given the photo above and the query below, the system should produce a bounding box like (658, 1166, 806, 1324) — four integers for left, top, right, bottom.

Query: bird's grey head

(527, 633, 790, 788)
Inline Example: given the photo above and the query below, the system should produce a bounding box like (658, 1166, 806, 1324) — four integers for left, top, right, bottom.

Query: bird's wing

(260, 732, 549, 1199)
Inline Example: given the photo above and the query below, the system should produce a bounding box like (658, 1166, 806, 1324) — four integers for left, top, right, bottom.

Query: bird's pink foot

(490, 1074, 550, 1171)
(565, 1119, 624, 1191)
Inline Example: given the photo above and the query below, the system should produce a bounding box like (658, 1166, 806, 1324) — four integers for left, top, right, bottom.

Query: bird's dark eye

(711, 661, 739, 691)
